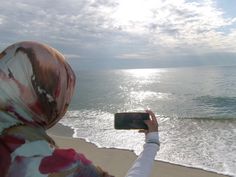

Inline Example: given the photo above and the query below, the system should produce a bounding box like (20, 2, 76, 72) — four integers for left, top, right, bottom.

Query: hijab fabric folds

(0, 41, 112, 177)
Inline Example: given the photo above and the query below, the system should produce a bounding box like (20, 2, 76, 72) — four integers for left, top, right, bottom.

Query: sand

(47, 123, 229, 177)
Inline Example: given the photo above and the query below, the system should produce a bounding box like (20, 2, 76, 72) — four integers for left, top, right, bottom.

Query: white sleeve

(125, 132, 160, 177)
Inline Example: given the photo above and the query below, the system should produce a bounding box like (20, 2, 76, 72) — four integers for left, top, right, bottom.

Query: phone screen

(114, 112, 149, 130)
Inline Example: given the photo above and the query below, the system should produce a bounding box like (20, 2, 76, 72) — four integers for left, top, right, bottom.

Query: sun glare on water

(125, 68, 166, 79)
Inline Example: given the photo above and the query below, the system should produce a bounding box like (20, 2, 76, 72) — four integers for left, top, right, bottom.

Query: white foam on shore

(58, 110, 236, 177)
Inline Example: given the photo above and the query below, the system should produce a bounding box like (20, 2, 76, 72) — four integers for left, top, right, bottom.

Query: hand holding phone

(114, 112, 150, 130)
(138, 110, 159, 135)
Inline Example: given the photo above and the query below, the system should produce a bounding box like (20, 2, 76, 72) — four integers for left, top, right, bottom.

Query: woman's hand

(139, 110, 158, 134)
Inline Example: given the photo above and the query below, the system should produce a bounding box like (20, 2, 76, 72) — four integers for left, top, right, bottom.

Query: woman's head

(0, 41, 76, 130)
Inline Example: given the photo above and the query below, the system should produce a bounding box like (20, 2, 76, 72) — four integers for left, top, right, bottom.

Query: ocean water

(60, 65, 236, 177)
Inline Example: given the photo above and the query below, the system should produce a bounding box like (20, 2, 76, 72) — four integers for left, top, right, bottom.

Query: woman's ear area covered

(0, 41, 76, 129)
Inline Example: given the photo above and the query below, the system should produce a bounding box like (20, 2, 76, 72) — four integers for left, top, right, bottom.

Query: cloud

(106, 0, 236, 54)
(116, 52, 151, 59)
(0, 0, 236, 69)
(64, 54, 81, 59)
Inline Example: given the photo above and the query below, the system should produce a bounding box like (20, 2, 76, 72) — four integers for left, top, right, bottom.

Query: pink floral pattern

(39, 149, 92, 174)
(0, 41, 113, 177)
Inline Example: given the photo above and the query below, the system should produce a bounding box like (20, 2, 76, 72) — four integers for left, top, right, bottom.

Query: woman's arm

(125, 110, 160, 177)
(125, 132, 160, 177)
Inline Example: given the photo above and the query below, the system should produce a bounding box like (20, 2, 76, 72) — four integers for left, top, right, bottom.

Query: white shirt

(125, 132, 160, 177)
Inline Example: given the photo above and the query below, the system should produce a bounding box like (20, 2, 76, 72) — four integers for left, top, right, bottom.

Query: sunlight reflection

(123, 68, 167, 85)
(124, 68, 167, 79)
(130, 91, 171, 102)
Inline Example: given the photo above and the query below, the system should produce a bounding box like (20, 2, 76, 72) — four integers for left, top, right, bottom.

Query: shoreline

(47, 123, 230, 177)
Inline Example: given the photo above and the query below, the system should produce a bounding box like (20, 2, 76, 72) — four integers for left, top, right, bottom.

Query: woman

(0, 41, 159, 177)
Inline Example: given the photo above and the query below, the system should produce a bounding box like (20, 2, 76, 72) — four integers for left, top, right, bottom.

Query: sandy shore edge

(47, 123, 230, 177)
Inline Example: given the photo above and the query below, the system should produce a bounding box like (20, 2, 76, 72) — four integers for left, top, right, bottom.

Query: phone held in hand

(114, 112, 150, 130)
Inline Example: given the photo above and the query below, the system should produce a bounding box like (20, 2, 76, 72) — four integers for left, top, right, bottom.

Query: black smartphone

(114, 112, 150, 130)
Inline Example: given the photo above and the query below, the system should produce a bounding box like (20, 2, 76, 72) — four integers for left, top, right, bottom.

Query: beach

(55, 68, 236, 176)
(48, 123, 229, 177)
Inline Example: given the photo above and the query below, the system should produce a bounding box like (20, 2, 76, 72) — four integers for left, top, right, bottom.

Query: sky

(0, 0, 236, 69)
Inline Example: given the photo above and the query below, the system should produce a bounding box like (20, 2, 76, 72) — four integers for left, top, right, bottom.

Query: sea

(59, 65, 236, 177)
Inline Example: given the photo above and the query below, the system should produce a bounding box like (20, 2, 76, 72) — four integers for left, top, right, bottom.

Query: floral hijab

(0, 41, 113, 177)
